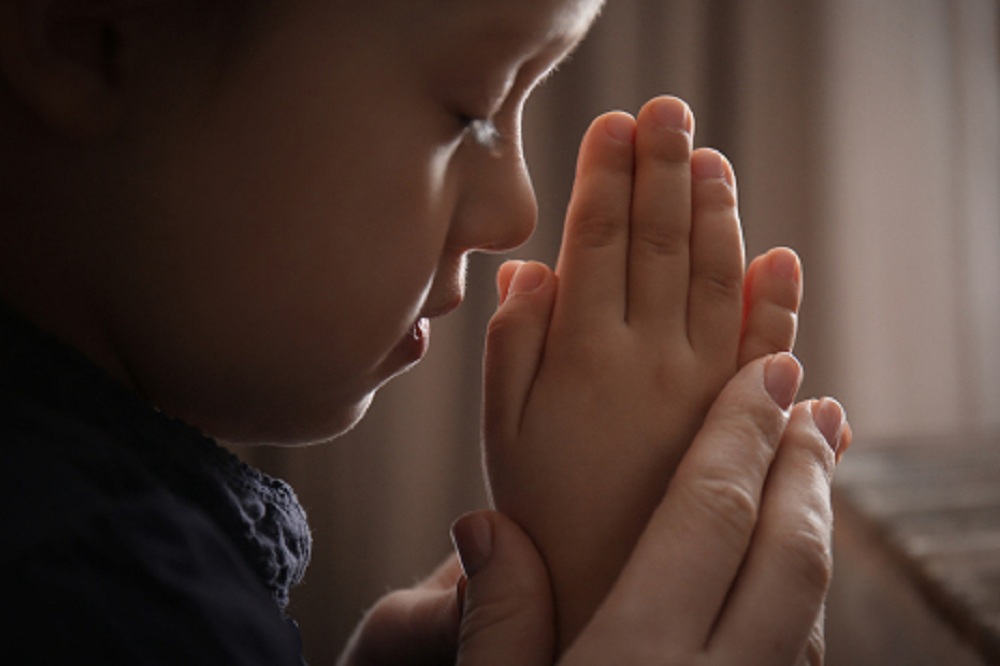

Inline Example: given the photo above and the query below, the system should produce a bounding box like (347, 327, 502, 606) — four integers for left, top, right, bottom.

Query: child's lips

(384, 296, 461, 376)
(388, 317, 430, 371)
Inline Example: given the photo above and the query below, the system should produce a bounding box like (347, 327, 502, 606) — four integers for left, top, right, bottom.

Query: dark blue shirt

(0, 305, 311, 664)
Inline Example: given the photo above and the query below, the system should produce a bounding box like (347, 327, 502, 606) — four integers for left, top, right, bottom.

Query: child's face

(100, 0, 602, 443)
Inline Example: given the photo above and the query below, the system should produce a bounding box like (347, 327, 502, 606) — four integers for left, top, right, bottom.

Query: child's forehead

(419, 0, 604, 50)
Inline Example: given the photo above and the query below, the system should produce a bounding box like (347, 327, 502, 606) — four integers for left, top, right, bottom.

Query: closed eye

(460, 115, 502, 151)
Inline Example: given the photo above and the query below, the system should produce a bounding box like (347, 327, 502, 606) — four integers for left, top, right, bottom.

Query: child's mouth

(391, 317, 430, 369)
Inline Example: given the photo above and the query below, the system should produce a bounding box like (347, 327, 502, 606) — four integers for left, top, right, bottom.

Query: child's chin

(210, 393, 376, 448)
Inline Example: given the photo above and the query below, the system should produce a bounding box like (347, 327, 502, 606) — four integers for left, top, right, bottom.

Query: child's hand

(482, 96, 802, 649)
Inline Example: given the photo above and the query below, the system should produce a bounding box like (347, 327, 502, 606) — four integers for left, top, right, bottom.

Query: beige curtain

(823, 0, 1000, 435)
(242, 2, 1000, 663)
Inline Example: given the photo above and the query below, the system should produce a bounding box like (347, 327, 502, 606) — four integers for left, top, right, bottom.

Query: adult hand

(337, 511, 553, 666)
(339, 353, 849, 665)
(560, 353, 848, 664)
(459, 353, 849, 665)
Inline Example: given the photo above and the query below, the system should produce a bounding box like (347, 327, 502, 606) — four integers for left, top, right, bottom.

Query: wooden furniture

(827, 432, 1000, 665)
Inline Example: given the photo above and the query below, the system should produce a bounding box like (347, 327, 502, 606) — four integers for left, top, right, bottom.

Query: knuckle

(742, 315, 797, 360)
(715, 395, 785, 458)
(765, 281, 803, 312)
(789, 413, 838, 480)
(696, 178, 738, 209)
(484, 317, 519, 357)
(485, 308, 518, 341)
(649, 129, 692, 163)
(762, 311, 798, 348)
(685, 471, 759, 549)
(549, 326, 624, 371)
(697, 267, 743, 303)
(803, 620, 826, 666)
(634, 225, 688, 257)
(485, 298, 545, 346)
(777, 512, 834, 596)
(569, 211, 625, 249)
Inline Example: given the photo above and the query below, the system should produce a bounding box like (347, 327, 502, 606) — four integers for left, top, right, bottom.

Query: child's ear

(0, 0, 131, 135)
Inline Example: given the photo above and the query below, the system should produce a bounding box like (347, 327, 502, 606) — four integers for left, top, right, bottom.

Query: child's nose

(450, 147, 537, 253)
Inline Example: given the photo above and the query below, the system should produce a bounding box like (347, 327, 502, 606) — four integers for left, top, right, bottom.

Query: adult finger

(337, 557, 462, 666)
(453, 511, 555, 666)
(800, 607, 827, 666)
(709, 398, 845, 663)
(566, 353, 802, 661)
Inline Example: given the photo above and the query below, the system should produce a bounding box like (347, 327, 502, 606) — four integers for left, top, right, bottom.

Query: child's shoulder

(0, 303, 309, 574)
(0, 304, 307, 663)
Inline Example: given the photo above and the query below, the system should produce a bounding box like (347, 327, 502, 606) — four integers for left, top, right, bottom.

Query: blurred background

(243, 1, 1000, 663)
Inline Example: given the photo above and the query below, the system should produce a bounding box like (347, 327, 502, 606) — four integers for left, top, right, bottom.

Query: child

(482, 97, 810, 650)
(0, 0, 848, 663)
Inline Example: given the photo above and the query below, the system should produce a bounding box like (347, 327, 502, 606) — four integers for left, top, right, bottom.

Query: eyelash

(460, 115, 501, 151)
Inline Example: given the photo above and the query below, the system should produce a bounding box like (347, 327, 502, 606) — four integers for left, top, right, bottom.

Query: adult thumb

(451, 510, 554, 666)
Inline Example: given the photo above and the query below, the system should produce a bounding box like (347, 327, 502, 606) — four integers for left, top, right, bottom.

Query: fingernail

(812, 398, 845, 452)
(509, 262, 546, 295)
(604, 113, 635, 144)
(692, 149, 727, 181)
(451, 513, 493, 578)
(651, 97, 690, 133)
(768, 248, 800, 281)
(764, 352, 802, 410)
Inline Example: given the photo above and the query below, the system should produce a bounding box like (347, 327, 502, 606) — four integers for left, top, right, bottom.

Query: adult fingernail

(604, 113, 635, 144)
(451, 513, 493, 578)
(812, 398, 845, 452)
(764, 352, 802, 410)
(509, 262, 546, 295)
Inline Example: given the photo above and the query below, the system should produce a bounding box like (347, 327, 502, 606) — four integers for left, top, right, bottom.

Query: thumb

(483, 261, 556, 446)
(452, 510, 554, 666)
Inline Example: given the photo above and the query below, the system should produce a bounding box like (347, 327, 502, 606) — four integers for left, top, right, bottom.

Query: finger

(687, 149, 745, 356)
(453, 511, 554, 666)
(553, 112, 635, 329)
(837, 420, 853, 464)
(626, 96, 693, 331)
(570, 353, 803, 657)
(419, 553, 463, 591)
(799, 607, 826, 666)
(496, 259, 524, 306)
(483, 262, 556, 446)
(338, 580, 460, 665)
(710, 399, 845, 663)
(738, 247, 802, 367)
